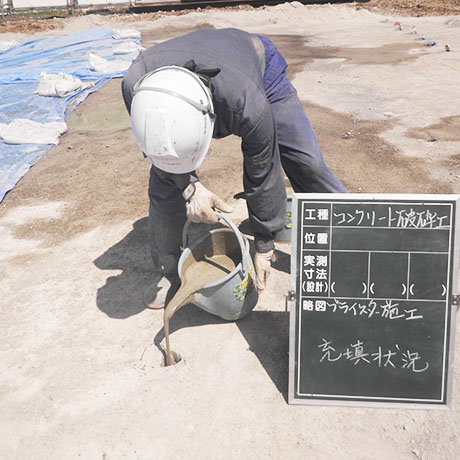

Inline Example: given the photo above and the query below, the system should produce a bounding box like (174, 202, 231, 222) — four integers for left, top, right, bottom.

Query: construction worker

(122, 28, 347, 309)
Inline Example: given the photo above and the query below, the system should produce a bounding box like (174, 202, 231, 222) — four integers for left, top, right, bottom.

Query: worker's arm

(121, 56, 148, 114)
(153, 167, 231, 223)
(152, 167, 199, 194)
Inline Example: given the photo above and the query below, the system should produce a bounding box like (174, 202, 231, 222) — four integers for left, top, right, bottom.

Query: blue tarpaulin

(0, 28, 140, 202)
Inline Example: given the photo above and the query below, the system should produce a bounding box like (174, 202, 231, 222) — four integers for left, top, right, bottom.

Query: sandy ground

(1, 2, 460, 459)
(359, 0, 460, 17)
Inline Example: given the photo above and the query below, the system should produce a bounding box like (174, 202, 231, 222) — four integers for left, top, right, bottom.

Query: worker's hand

(254, 249, 276, 293)
(186, 182, 233, 224)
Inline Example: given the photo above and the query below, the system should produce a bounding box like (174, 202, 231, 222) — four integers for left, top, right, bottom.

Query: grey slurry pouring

(163, 213, 259, 366)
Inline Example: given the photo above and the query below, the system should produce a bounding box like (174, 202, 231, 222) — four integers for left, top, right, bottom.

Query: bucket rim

(178, 228, 250, 290)
(201, 237, 249, 290)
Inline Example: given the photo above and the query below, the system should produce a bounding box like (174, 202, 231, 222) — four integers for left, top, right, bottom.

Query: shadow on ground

(237, 310, 290, 401)
(93, 217, 153, 319)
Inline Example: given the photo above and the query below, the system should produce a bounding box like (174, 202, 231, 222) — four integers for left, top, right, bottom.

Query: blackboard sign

(288, 194, 459, 408)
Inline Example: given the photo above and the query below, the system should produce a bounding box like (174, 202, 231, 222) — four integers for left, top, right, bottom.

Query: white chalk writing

(332, 206, 449, 229)
(324, 299, 423, 321)
(318, 339, 429, 373)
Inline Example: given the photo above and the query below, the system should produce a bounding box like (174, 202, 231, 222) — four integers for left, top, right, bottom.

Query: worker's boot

(144, 273, 180, 310)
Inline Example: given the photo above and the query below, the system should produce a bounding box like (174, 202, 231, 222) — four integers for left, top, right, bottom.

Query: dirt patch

(306, 102, 451, 194)
(321, 42, 427, 66)
(439, 152, 460, 181)
(357, 0, 460, 17)
(268, 34, 427, 78)
(407, 115, 460, 142)
(0, 14, 64, 33)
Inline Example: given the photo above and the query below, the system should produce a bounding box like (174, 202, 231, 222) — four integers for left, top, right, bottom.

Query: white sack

(0, 41, 18, 53)
(36, 72, 95, 98)
(0, 119, 67, 145)
(112, 29, 141, 40)
(88, 52, 131, 74)
(113, 42, 145, 55)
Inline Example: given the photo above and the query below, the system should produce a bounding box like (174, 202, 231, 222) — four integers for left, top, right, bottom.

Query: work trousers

(258, 34, 347, 194)
(271, 91, 348, 194)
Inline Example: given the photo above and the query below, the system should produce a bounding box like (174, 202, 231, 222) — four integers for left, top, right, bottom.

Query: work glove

(254, 249, 276, 293)
(186, 182, 233, 224)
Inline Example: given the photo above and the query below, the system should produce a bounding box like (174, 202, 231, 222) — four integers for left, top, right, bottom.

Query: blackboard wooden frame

(288, 194, 460, 409)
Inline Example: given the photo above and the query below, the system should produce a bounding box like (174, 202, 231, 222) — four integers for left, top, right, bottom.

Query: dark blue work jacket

(122, 28, 289, 252)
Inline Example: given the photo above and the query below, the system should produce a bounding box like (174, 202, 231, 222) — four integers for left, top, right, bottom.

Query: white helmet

(130, 66, 215, 174)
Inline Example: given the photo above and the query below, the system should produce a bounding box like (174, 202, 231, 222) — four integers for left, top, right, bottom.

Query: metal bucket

(178, 213, 258, 321)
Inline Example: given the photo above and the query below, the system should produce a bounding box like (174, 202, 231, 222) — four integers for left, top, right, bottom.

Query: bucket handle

(181, 213, 252, 274)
